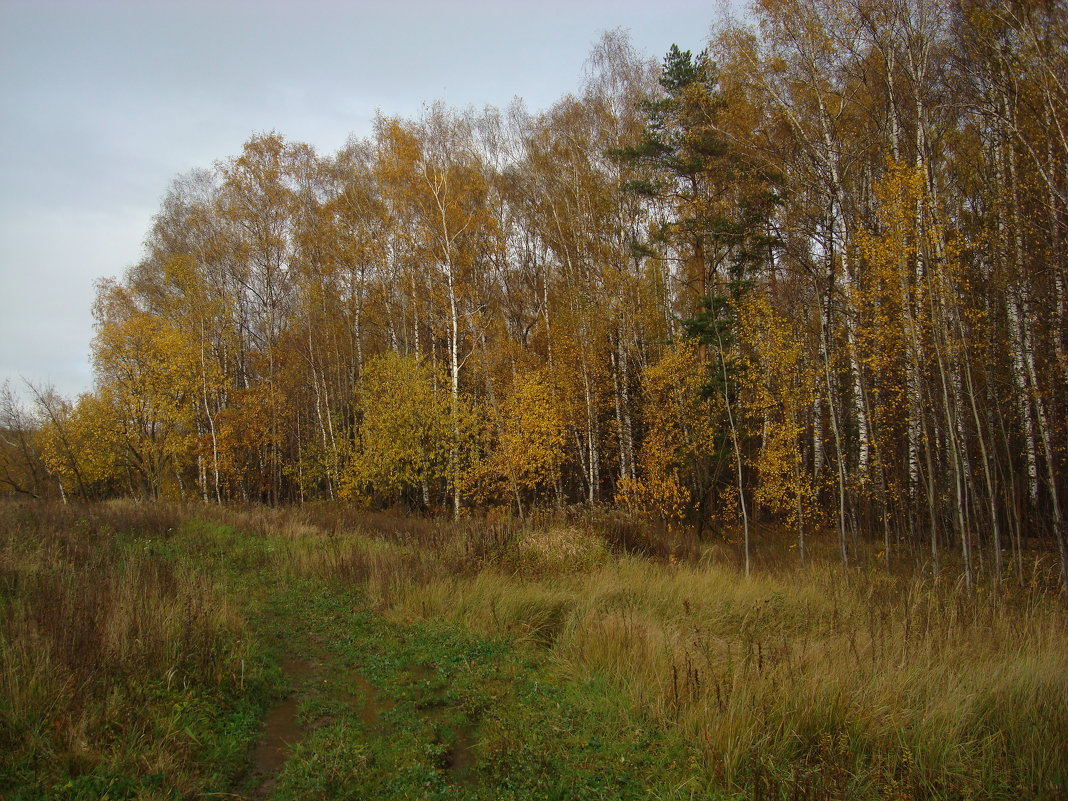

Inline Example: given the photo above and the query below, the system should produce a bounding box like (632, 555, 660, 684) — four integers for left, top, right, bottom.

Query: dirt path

(245, 654, 314, 799)
(238, 628, 399, 800)
(229, 581, 692, 800)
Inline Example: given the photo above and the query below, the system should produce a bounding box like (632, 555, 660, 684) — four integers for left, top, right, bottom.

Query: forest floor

(1, 501, 1066, 800)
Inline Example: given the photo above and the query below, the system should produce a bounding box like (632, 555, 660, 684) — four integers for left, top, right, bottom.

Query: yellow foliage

(38, 392, 123, 497)
(854, 160, 972, 513)
(340, 352, 453, 505)
(616, 342, 714, 521)
(92, 296, 207, 496)
(215, 381, 283, 498)
(615, 473, 691, 522)
(736, 293, 819, 530)
(854, 162, 926, 407)
(497, 369, 568, 494)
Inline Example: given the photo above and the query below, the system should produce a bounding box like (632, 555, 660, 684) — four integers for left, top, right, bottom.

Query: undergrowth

(2, 499, 1065, 799)
(283, 506, 1068, 800)
(0, 500, 272, 799)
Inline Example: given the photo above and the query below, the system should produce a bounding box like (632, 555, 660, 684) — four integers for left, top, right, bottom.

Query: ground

(1, 502, 1065, 800)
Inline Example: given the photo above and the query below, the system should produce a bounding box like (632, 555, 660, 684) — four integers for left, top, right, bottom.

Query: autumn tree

(60, 20, 1068, 592)
(34, 387, 123, 501)
(0, 382, 45, 498)
(340, 352, 453, 509)
(92, 280, 206, 499)
(616, 341, 720, 525)
(490, 369, 568, 514)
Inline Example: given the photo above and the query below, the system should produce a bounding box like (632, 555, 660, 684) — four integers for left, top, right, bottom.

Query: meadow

(1, 500, 1065, 800)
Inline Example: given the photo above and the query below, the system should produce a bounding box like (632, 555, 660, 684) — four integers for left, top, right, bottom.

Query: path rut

(246, 654, 313, 799)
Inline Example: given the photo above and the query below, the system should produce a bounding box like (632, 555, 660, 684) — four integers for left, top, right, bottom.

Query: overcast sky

(0, 0, 732, 402)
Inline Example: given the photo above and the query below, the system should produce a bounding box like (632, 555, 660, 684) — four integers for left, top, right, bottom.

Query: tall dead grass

(17, 500, 1055, 798)
(299, 512, 1068, 799)
(0, 500, 253, 792)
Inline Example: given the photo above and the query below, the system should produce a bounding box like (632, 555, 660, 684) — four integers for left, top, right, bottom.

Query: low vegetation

(2, 500, 1065, 799)
(0, 501, 272, 798)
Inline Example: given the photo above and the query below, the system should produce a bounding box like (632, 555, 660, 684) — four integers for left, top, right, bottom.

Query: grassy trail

(235, 573, 699, 800)
(4, 503, 1066, 800)
(0, 509, 700, 800)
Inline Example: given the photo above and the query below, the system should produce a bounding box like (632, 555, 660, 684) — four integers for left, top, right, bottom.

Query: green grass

(2, 500, 1066, 799)
(0, 501, 275, 799)
(291, 513, 1068, 800)
(246, 578, 701, 800)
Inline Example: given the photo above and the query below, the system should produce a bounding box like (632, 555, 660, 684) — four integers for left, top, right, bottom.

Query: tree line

(3, 0, 1066, 589)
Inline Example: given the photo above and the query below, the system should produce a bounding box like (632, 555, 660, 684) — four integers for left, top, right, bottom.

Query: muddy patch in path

(247, 654, 314, 799)
(443, 723, 477, 784)
(351, 671, 393, 727)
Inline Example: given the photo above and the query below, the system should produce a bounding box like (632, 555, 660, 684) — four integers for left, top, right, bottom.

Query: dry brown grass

(296, 511, 1068, 799)
(13, 500, 1057, 798)
(0, 500, 255, 794)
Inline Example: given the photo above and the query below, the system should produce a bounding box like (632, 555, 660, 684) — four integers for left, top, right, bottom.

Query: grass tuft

(0, 500, 269, 798)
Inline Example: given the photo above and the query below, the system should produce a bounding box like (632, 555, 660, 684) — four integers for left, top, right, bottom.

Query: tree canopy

(7, 7, 1068, 589)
